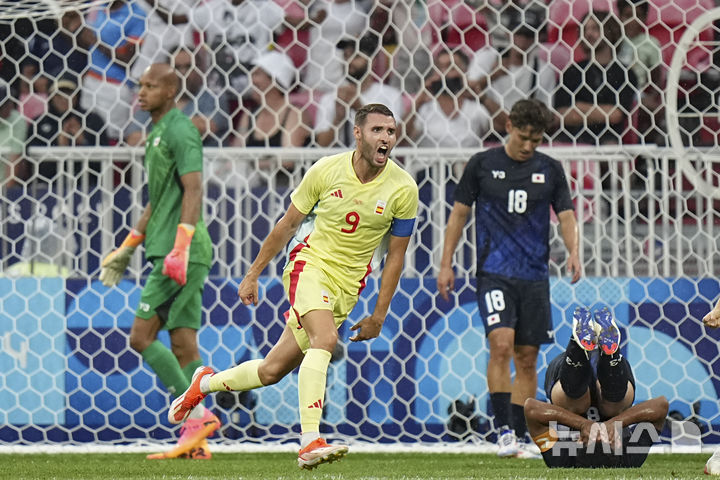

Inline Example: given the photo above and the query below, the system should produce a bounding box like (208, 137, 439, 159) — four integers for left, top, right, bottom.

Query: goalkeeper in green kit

(99, 63, 219, 460)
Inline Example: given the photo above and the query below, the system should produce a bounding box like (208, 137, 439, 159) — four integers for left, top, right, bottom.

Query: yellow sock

(208, 359, 263, 392)
(298, 348, 332, 434)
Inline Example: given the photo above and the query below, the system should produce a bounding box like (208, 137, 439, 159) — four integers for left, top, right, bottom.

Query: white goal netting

(1, 0, 720, 450)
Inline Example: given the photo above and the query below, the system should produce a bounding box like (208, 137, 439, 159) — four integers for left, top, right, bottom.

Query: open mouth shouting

(375, 144, 389, 164)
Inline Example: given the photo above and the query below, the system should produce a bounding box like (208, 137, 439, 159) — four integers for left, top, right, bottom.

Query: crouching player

(525, 306, 668, 468)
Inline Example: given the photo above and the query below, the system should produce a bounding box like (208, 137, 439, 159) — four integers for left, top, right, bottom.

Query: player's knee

(514, 345, 539, 369)
(307, 330, 338, 352)
(170, 332, 197, 358)
(514, 354, 538, 372)
(523, 398, 541, 418)
(129, 333, 152, 353)
(489, 341, 513, 363)
(257, 362, 286, 386)
(170, 343, 198, 365)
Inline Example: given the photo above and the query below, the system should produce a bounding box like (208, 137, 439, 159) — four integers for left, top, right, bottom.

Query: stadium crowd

(0, 0, 718, 186)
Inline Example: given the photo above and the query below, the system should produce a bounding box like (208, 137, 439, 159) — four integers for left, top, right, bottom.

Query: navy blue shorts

(475, 273, 552, 345)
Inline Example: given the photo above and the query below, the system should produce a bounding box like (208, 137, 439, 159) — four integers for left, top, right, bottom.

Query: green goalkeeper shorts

(135, 259, 209, 331)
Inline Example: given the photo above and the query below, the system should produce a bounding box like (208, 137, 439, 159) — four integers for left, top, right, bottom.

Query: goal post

(0, 1, 108, 21)
(666, 6, 720, 200)
(1, 146, 719, 451)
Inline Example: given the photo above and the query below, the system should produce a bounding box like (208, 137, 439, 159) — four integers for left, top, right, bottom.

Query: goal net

(1, 0, 720, 451)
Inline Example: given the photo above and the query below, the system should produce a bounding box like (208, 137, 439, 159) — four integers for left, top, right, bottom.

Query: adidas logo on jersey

(308, 399, 323, 409)
(330, 189, 343, 198)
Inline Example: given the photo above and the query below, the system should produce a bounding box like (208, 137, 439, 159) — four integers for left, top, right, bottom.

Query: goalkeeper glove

(163, 223, 195, 286)
(99, 229, 145, 287)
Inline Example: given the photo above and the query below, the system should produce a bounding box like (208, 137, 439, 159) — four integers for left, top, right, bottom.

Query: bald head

(145, 63, 180, 96)
(138, 63, 182, 117)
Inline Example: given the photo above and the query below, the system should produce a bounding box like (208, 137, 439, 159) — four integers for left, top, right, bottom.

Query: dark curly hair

(508, 99, 552, 133)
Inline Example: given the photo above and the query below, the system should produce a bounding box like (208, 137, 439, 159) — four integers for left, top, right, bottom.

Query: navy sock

(511, 403, 527, 440)
(559, 340, 592, 399)
(490, 392, 512, 431)
(597, 352, 630, 402)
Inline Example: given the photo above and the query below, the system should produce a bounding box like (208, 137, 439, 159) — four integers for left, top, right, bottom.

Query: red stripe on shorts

(288, 259, 306, 328)
(288, 234, 310, 262)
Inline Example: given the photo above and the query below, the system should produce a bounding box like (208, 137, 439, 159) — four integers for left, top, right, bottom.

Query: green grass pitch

(0, 452, 712, 479)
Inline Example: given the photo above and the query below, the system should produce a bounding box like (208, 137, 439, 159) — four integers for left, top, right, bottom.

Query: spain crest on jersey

(375, 200, 386, 215)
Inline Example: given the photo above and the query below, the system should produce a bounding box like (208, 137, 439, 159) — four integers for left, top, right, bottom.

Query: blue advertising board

(1, 275, 719, 443)
(0, 278, 66, 425)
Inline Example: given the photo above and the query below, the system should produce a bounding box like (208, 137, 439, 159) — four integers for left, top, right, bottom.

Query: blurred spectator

(230, 50, 309, 188)
(235, 51, 309, 147)
(553, 10, 637, 145)
(31, 75, 108, 148)
(131, 0, 198, 81)
(369, 0, 430, 95)
(0, 20, 33, 87)
(468, 3, 555, 137)
(125, 48, 230, 146)
(479, 0, 547, 43)
(29, 75, 109, 183)
(314, 33, 406, 147)
(617, 0, 664, 144)
(405, 48, 491, 147)
(142, 0, 284, 100)
(302, 0, 370, 93)
(18, 60, 49, 120)
(424, 0, 487, 52)
(4, 215, 73, 278)
(28, 18, 88, 79)
(61, 0, 147, 142)
(0, 80, 28, 188)
(274, 0, 329, 71)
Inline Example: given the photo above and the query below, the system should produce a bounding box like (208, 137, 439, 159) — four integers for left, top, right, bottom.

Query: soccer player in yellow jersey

(168, 103, 419, 469)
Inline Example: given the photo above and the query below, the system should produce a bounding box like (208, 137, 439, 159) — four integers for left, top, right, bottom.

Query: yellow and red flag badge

(375, 200, 386, 215)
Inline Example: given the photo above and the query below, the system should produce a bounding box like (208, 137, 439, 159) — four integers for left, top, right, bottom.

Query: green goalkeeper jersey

(143, 108, 212, 267)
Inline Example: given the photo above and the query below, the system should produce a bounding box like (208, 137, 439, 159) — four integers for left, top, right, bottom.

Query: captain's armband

(390, 217, 416, 237)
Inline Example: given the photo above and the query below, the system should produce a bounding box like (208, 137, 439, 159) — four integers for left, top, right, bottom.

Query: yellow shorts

(282, 259, 359, 353)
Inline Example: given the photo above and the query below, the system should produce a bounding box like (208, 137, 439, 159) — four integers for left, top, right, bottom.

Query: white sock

(187, 404, 205, 420)
(300, 431, 320, 449)
(199, 374, 211, 394)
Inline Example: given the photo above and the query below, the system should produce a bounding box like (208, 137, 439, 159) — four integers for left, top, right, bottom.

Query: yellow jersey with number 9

(287, 151, 419, 294)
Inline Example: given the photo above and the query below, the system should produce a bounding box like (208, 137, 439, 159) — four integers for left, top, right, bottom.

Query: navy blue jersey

(454, 146, 574, 281)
